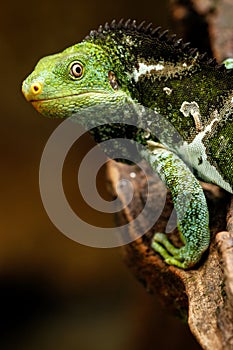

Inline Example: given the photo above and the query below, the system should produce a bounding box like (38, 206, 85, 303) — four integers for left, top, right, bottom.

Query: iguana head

(22, 19, 194, 120)
(23, 19, 228, 122)
(22, 41, 133, 118)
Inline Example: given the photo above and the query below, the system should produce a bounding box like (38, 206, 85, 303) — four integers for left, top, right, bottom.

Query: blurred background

(1, 0, 201, 349)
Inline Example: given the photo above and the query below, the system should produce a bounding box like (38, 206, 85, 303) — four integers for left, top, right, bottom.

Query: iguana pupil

(70, 62, 83, 78)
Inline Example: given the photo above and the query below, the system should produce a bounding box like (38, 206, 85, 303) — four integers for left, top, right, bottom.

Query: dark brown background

(1, 1, 201, 349)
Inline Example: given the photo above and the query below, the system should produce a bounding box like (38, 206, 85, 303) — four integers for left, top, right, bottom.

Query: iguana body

(22, 19, 233, 268)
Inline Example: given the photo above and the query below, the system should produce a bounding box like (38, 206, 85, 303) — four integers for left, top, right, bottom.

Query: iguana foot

(152, 233, 195, 269)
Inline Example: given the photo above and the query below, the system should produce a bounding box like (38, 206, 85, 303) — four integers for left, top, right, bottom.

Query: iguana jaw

(28, 91, 108, 118)
(27, 90, 129, 118)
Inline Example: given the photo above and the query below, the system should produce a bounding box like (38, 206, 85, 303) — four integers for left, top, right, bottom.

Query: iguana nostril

(31, 82, 42, 95)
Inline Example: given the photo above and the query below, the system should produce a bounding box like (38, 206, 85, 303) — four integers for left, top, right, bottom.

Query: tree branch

(106, 160, 233, 349)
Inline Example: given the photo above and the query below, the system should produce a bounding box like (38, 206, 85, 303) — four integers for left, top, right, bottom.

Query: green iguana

(22, 19, 233, 268)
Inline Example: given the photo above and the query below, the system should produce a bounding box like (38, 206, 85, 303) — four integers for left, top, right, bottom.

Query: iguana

(22, 19, 233, 268)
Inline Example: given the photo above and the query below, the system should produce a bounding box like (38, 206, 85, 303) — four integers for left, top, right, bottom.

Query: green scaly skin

(22, 19, 233, 269)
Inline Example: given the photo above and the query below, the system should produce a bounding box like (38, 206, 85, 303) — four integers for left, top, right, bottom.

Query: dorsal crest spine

(85, 19, 233, 77)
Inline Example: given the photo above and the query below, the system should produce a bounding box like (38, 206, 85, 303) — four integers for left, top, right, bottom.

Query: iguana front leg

(143, 142, 210, 269)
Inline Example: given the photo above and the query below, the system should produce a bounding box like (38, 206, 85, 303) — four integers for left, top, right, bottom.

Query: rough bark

(105, 2, 233, 349)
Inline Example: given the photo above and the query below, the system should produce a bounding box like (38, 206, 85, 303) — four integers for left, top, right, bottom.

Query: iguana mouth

(30, 91, 108, 103)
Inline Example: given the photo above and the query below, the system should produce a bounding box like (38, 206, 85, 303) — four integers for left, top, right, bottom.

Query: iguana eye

(70, 62, 84, 78)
